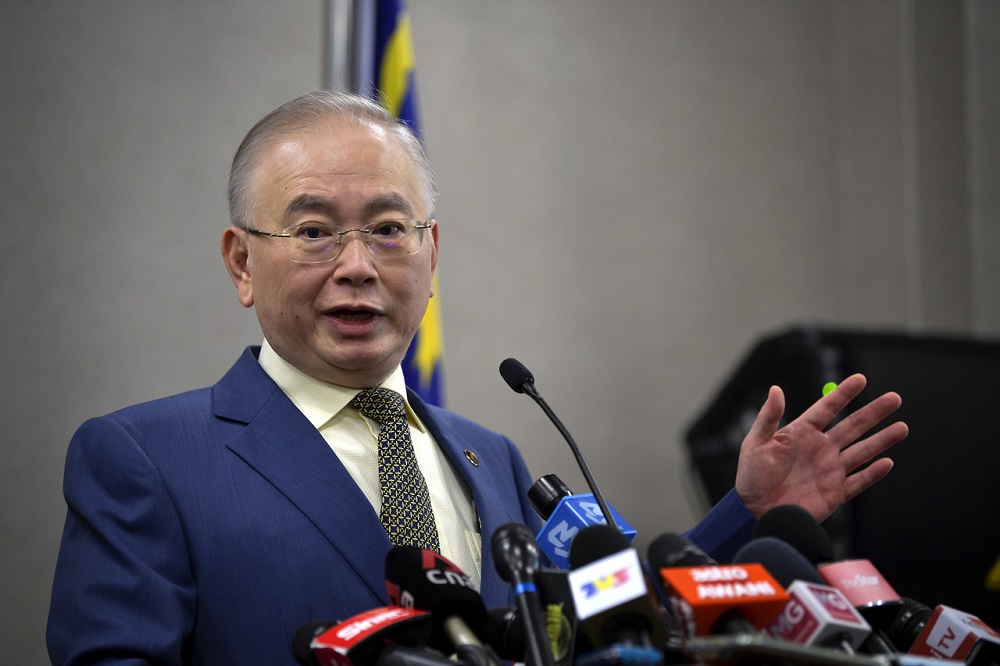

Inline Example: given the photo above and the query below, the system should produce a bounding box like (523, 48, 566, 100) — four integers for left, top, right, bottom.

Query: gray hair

(227, 90, 439, 229)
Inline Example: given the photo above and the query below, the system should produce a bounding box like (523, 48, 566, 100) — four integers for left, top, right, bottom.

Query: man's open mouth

(330, 309, 376, 322)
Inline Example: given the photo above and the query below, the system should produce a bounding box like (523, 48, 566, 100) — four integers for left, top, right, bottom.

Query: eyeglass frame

(241, 219, 434, 264)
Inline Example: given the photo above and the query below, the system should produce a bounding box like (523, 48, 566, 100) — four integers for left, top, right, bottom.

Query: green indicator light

(822, 382, 838, 396)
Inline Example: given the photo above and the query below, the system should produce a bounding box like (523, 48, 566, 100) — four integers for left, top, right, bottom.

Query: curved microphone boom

(498, 358, 617, 532)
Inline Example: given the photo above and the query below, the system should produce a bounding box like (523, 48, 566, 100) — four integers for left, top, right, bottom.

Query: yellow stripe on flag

(378, 14, 415, 118)
(414, 272, 443, 391)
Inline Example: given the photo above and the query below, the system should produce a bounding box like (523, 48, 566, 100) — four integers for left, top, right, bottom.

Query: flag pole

(351, 0, 376, 97)
(322, 0, 352, 91)
(323, 0, 376, 94)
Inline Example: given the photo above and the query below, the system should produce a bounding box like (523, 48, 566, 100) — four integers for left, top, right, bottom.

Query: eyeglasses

(243, 219, 433, 264)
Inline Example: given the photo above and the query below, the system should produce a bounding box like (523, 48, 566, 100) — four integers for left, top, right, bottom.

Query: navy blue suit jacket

(48, 347, 542, 664)
(47, 347, 754, 665)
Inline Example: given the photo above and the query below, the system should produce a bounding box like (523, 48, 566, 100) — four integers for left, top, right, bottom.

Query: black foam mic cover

(492, 523, 543, 586)
(292, 622, 334, 666)
(499, 358, 534, 394)
(732, 536, 825, 588)
(482, 607, 524, 660)
(384, 546, 488, 651)
(568, 524, 631, 570)
(752, 504, 834, 565)
(648, 532, 716, 569)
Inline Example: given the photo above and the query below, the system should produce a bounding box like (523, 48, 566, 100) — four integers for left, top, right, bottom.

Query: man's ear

(221, 227, 254, 308)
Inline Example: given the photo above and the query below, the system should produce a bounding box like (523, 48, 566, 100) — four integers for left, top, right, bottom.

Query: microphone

(818, 559, 903, 623)
(291, 606, 434, 666)
(375, 645, 465, 666)
(753, 506, 901, 618)
(648, 532, 789, 638)
(753, 503, 835, 565)
(752, 504, 902, 655)
(481, 571, 578, 666)
(757, 506, 1000, 664)
(527, 474, 636, 570)
(653, 536, 944, 666)
(886, 597, 933, 652)
(731, 536, 826, 587)
(767, 581, 874, 654)
(384, 546, 498, 666)
(491, 523, 557, 666)
(679, 634, 956, 665)
(498, 358, 617, 534)
(566, 524, 667, 654)
(907, 605, 1000, 664)
(482, 607, 525, 662)
(648, 532, 717, 568)
(732, 537, 872, 653)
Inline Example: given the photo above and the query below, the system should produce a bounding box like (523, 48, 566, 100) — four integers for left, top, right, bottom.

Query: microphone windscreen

(491, 522, 542, 585)
(753, 504, 834, 565)
(481, 607, 525, 661)
(647, 533, 715, 569)
(732, 537, 825, 587)
(568, 524, 630, 569)
(499, 358, 533, 393)
(292, 621, 334, 666)
(384, 546, 487, 634)
(527, 474, 572, 520)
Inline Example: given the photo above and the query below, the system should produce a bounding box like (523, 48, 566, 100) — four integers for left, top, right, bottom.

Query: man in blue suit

(47, 90, 908, 665)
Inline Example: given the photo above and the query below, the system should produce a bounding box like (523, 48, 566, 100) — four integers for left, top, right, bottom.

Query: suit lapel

(213, 348, 391, 604)
(211, 350, 521, 609)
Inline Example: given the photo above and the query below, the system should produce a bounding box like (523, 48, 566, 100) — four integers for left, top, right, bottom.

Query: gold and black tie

(350, 387, 441, 552)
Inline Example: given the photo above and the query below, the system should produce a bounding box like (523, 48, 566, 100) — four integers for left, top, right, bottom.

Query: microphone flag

(657, 563, 789, 637)
(306, 606, 432, 666)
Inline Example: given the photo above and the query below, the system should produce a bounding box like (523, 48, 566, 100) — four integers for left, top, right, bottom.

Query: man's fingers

(827, 391, 903, 448)
(746, 385, 785, 445)
(839, 420, 909, 472)
(843, 457, 895, 502)
(797, 373, 868, 430)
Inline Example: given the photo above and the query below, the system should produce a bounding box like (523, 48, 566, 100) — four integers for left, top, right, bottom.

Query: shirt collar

(256, 339, 426, 432)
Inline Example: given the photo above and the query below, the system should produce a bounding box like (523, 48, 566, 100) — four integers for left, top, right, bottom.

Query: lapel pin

(464, 450, 479, 466)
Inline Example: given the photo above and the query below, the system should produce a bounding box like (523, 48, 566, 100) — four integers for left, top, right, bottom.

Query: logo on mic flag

(910, 605, 1000, 660)
(767, 581, 871, 648)
(537, 494, 636, 569)
(568, 549, 647, 620)
(817, 559, 901, 608)
(579, 568, 631, 599)
(657, 563, 789, 636)
(386, 548, 473, 608)
(308, 606, 431, 666)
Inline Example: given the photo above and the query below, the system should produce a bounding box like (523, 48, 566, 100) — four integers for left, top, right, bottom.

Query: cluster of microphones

(292, 359, 1000, 666)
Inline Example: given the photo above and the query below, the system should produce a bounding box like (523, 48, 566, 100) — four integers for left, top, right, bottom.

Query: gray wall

(2, 1, 997, 662)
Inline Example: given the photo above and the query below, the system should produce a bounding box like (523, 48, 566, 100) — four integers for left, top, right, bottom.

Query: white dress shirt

(256, 340, 483, 589)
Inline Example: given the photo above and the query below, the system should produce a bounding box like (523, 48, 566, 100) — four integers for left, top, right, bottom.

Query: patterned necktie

(350, 387, 441, 552)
